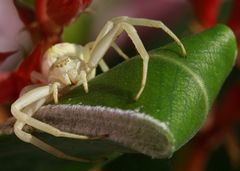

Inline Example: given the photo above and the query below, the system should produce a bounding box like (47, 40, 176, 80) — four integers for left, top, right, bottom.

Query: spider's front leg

(11, 84, 104, 161)
(87, 21, 151, 100)
(112, 16, 186, 56)
(87, 17, 186, 100)
(14, 102, 91, 162)
(14, 121, 92, 162)
(11, 84, 92, 139)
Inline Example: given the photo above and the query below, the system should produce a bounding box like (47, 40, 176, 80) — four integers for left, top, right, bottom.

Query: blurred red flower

(177, 83, 240, 171)
(179, 1, 240, 170)
(190, 0, 240, 44)
(0, 51, 17, 64)
(189, 0, 222, 28)
(0, 0, 92, 104)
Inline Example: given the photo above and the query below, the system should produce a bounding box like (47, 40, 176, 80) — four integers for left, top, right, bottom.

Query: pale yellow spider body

(11, 16, 186, 162)
(42, 43, 95, 86)
(41, 43, 97, 102)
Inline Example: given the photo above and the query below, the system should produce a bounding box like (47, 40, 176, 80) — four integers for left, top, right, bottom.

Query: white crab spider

(11, 16, 186, 162)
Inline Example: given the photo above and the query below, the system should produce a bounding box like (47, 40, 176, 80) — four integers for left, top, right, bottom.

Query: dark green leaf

(0, 25, 237, 170)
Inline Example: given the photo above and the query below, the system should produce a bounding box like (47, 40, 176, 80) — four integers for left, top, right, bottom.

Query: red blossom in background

(14, 0, 92, 44)
(177, 83, 240, 171)
(0, 0, 92, 104)
(0, 42, 44, 104)
(180, 1, 240, 170)
(0, 51, 17, 64)
(189, 0, 240, 44)
(217, 84, 240, 126)
(40, 0, 91, 26)
(189, 0, 222, 28)
(228, 0, 240, 65)
(227, 0, 240, 44)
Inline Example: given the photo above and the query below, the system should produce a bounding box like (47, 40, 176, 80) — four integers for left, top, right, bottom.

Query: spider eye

(53, 57, 71, 68)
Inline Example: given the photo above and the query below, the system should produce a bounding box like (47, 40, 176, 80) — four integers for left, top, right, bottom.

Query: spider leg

(118, 23, 149, 100)
(51, 82, 59, 104)
(88, 17, 186, 100)
(11, 85, 92, 140)
(14, 120, 96, 162)
(111, 43, 129, 60)
(87, 25, 121, 69)
(87, 42, 128, 73)
(79, 71, 89, 93)
(12, 88, 106, 162)
(86, 21, 129, 72)
(86, 42, 128, 73)
(92, 21, 129, 60)
(90, 21, 114, 52)
(112, 16, 186, 56)
(98, 60, 109, 72)
(88, 22, 149, 100)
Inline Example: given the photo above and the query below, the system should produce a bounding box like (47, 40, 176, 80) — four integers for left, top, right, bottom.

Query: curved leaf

(0, 25, 237, 170)
(38, 24, 237, 156)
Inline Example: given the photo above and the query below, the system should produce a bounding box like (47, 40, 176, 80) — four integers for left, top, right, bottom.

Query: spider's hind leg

(14, 121, 101, 162)
(112, 16, 186, 56)
(11, 85, 103, 140)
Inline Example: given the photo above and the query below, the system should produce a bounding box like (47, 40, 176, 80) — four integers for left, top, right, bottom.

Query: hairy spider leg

(86, 43, 128, 73)
(14, 99, 94, 162)
(112, 16, 186, 56)
(11, 85, 95, 139)
(86, 21, 149, 100)
(87, 16, 186, 100)
(11, 84, 107, 161)
(91, 21, 129, 60)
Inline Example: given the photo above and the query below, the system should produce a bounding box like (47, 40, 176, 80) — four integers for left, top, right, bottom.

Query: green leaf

(0, 25, 237, 169)
(57, 24, 237, 153)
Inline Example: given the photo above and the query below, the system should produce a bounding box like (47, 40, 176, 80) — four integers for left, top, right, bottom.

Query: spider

(11, 16, 186, 162)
